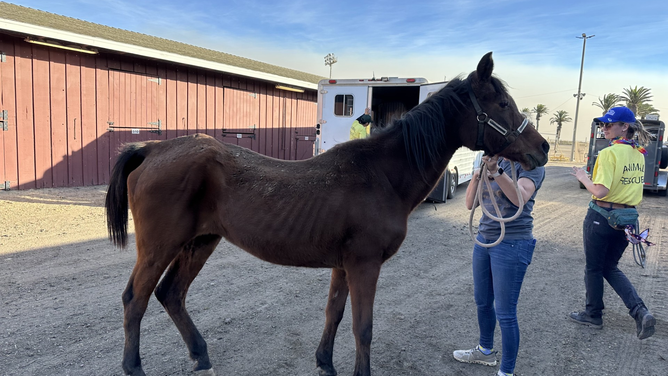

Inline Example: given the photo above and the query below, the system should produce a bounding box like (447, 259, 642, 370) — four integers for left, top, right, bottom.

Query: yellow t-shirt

(349, 120, 368, 140)
(591, 143, 645, 206)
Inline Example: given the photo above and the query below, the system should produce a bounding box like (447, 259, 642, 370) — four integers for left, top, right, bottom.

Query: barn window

(334, 94, 354, 117)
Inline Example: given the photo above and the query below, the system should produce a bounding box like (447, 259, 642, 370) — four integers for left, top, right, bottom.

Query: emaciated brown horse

(106, 52, 549, 376)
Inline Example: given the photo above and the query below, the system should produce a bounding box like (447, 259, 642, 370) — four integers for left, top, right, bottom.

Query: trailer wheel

(658, 189, 667, 197)
(660, 145, 668, 169)
(446, 170, 458, 199)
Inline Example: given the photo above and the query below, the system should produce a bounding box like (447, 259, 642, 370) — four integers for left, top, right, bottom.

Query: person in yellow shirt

(570, 106, 655, 339)
(350, 108, 372, 140)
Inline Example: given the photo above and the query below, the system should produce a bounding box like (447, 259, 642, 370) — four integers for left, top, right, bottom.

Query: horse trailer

(582, 116, 667, 196)
(315, 77, 482, 202)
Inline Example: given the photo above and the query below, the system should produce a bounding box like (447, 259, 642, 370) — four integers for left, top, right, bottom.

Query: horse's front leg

(316, 268, 349, 376)
(346, 261, 381, 376)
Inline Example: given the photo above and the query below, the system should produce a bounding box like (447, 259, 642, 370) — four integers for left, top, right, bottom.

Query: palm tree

(592, 93, 620, 115)
(636, 103, 660, 119)
(520, 107, 532, 121)
(532, 104, 549, 132)
(620, 86, 653, 115)
(550, 110, 572, 153)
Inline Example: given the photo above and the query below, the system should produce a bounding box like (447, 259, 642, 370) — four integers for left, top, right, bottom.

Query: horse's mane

(377, 74, 510, 183)
(380, 76, 467, 182)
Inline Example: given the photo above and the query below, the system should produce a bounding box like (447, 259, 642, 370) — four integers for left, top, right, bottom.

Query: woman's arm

(572, 167, 609, 199)
(493, 173, 536, 207)
(465, 168, 481, 210)
(472, 155, 536, 208)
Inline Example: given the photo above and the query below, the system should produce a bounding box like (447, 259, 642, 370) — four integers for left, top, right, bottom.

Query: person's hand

(571, 166, 588, 182)
(481, 155, 500, 175)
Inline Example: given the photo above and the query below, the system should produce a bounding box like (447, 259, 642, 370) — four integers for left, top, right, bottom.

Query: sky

(7, 0, 668, 145)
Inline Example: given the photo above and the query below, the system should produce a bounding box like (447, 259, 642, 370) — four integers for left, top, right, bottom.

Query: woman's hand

(481, 155, 500, 176)
(571, 166, 588, 182)
(572, 166, 610, 198)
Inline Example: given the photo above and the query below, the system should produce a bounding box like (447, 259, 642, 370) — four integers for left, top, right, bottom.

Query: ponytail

(626, 120, 653, 146)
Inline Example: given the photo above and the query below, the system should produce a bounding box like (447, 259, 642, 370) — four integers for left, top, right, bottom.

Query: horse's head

(460, 52, 549, 170)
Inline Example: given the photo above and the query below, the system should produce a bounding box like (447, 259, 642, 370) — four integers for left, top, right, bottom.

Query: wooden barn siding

(0, 36, 317, 190)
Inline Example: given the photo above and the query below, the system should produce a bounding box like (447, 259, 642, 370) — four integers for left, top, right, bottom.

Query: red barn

(0, 2, 322, 190)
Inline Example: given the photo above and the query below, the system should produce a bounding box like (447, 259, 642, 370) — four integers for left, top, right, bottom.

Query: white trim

(0, 18, 318, 90)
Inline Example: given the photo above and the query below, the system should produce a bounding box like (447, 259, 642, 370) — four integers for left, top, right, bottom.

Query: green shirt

(349, 120, 368, 140)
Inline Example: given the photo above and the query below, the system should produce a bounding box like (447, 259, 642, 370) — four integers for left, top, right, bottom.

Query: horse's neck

(378, 132, 459, 208)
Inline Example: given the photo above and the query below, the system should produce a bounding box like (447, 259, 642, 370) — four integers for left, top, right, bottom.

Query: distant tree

(550, 110, 572, 153)
(636, 102, 660, 120)
(520, 107, 532, 121)
(592, 93, 620, 115)
(620, 86, 653, 115)
(532, 104, 549, 132)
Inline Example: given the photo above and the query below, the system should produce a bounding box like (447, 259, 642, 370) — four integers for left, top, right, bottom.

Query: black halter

(467, 79, 528, 155)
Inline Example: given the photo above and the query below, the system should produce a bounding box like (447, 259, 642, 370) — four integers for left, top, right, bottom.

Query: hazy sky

(7, 0, 668, 144)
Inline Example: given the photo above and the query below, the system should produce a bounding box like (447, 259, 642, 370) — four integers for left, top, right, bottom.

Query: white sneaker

(452, 345, 498, 366)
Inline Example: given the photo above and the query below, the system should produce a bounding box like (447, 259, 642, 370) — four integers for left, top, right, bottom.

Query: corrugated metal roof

(0, 1, 324, 86)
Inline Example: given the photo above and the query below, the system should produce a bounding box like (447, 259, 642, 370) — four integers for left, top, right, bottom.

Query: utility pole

(570, 33, 594, 162)
(324, 53, 337, 78)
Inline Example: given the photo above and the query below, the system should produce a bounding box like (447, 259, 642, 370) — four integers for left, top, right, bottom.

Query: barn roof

(0, 2, 323, 90)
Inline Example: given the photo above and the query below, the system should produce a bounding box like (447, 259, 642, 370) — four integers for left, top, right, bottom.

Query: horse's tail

(105, 143, 149, 248)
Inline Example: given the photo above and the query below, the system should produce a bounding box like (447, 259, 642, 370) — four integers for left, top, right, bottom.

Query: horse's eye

(500, 101, 509, 108)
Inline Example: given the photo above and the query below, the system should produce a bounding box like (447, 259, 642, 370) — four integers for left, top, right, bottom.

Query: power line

(553, 96, 575, 110)
(516, 88, 578, 99)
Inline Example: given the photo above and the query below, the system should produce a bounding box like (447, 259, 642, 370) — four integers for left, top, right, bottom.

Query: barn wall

(0, 34, 317, 190)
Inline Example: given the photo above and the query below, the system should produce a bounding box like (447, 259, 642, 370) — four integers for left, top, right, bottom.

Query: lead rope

(468, 161, 525, 248)
(631, 220, 647, 268)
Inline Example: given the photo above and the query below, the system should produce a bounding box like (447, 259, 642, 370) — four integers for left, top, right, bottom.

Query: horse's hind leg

(122, 251, 176, 376)
(316, 268, 350, 376)
(155, 234, 221, 375)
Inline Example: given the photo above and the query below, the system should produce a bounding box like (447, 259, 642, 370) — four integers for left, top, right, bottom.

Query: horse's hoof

(124, 368, 146, 376)
(194, 368, 216, 376)
(316, 366, 337, 376)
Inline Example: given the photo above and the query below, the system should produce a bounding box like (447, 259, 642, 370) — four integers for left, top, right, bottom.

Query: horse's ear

(476, 52, 494, 83)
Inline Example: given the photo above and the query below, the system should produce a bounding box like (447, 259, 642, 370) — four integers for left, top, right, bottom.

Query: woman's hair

(626, 120, 653, 145)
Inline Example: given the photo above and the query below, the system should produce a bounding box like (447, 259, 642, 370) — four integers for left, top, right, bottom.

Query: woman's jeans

(583, 208, 644, 318)
(473, 235, 536, 374)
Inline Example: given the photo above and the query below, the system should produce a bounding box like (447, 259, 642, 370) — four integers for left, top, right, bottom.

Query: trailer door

(319, 85, 369, 152)
(419, 82, 447, 104)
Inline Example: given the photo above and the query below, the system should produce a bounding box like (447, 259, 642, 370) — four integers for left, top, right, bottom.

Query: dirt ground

(1, 162, 666, 376)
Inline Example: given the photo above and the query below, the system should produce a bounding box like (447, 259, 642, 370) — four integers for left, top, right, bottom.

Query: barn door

(294, 99, 317, 160)
(222, 87, 259, 151)
(0, 42, 17, 190)
(107, 68, 162, 157)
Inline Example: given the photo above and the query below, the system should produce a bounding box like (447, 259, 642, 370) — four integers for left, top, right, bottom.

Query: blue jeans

(473, 235, 536, 374)
(583, 208, 644, 318)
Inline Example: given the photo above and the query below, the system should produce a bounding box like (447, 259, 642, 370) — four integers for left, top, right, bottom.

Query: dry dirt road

(1, 163, 666, 376)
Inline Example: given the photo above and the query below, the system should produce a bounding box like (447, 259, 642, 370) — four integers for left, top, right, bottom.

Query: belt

(593, 200, 635, 209)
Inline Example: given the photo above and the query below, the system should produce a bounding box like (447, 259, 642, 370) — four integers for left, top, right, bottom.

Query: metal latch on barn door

(1, 110, 9, 131)
(221, 124, 256, 139)
(107, 119, 162, 135)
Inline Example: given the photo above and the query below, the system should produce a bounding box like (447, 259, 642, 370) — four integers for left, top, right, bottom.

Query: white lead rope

(468, 161, 525, 248)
